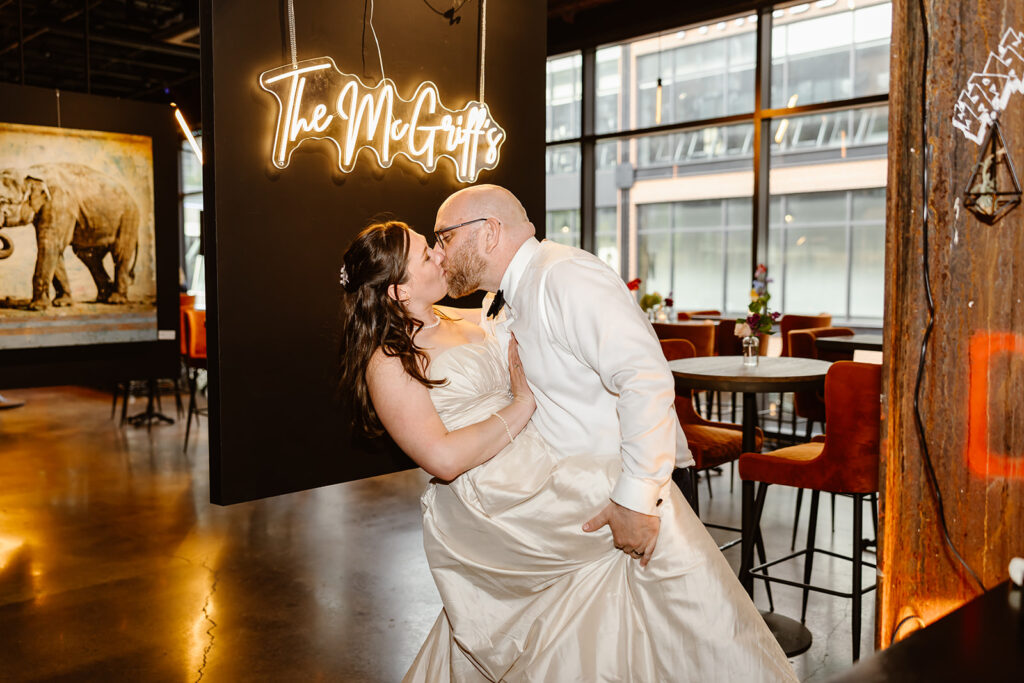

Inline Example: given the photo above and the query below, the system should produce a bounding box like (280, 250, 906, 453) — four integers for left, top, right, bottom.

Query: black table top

(668, 356, 831, 393)
(815, 334, 884, 353)
(831, 581, 1024, 682)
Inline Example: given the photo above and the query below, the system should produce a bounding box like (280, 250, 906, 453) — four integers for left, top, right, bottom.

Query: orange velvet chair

(779, 313, 832, 357)
(652, 322, 716, 357)
(183, 308, 208, 451)
(768, 313, 833, 445)
(655, 323, 717, 418)
(786, 327, 858, 548)
(788, 327, 855, 437)
(739, 361, 880, 661)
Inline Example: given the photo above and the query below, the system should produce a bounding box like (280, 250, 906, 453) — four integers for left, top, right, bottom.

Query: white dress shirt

(488, 237, 692, 516)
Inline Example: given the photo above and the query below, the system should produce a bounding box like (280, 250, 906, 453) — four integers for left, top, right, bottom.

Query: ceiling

(0, 0, 742, 129)
(0, 1, 201, 119)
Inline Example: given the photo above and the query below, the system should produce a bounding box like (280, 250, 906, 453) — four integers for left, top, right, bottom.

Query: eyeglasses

(434, 217, 489, 251)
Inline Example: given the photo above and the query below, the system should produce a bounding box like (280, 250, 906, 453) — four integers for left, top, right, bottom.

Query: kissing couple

(337, 185, 797, 682)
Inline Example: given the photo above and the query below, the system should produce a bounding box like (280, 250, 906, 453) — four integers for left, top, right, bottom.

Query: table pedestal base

(761, 610, 812, 657)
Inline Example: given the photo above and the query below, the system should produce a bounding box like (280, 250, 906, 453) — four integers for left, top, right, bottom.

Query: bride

(337, 220, 797, 682)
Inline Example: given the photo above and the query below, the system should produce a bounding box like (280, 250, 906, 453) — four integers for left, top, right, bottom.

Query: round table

(668, 355, 831, 657)
(815, 333, 884, 353)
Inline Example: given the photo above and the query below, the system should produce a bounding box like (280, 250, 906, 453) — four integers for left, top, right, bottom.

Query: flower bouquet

(735, 264, 780, 365)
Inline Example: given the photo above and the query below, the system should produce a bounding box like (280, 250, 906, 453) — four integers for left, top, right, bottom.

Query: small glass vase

(742, 335, 760, 367)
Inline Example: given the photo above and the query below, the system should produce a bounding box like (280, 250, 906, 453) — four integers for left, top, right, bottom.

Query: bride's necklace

(420, 311, 441, 330)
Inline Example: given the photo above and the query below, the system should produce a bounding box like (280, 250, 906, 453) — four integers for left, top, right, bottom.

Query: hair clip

(339, 264, 350, 287)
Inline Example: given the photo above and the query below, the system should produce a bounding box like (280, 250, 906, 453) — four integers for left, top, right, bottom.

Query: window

(545, 0, 891, 323)
(180, 138, 205, 307)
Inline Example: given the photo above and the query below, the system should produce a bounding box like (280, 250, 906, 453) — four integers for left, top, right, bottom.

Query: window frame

(546, 1, 889, 320)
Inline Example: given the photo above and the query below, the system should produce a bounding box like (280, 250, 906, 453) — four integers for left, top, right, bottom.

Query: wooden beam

(880, 0, 1024, 649)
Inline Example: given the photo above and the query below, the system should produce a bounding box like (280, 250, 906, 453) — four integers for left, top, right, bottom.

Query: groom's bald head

(435, 185, 536, 294)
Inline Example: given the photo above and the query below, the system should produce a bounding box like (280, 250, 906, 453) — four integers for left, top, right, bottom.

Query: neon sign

(259, 57, 506, 183)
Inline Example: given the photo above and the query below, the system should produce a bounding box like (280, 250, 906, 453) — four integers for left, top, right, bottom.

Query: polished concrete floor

(0, 385, 874, 681)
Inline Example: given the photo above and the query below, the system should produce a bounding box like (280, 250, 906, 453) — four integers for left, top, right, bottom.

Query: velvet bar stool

(787, 327, 873, 550)
(777, 313, 832, 434)
(738, 361, 881, 661)
(788, 327, 854, 439)
(183, 308, 208, 452)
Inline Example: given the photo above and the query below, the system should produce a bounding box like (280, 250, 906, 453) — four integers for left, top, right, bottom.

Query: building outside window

(545, 0, 891, 324)
(180, 137, 204, 308)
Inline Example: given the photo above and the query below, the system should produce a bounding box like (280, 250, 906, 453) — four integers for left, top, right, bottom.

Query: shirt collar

(498, 237, 541, 315)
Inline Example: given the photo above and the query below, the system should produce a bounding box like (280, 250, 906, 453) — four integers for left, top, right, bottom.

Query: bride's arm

(366, 337, 534, 481)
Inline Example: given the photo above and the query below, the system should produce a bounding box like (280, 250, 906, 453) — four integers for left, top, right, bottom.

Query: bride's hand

(509, 334, 535, 411)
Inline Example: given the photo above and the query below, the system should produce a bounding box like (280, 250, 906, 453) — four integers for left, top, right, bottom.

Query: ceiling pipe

(48, 27, 200, 59)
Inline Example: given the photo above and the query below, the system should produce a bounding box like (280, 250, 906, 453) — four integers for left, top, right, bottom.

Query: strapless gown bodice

(428, 335, 512, 432)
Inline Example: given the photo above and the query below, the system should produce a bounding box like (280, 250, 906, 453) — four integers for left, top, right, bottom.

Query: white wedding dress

(404, 332, 797, 682)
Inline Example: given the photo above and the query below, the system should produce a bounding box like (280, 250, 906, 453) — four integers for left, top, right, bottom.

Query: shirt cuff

(610, 474, 668, 516)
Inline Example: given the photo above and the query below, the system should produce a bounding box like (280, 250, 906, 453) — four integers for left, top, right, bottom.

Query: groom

(434, 185, 692, 567)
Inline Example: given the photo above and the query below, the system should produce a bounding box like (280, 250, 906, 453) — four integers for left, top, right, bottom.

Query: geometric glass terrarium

(963, 119, 1022, 225)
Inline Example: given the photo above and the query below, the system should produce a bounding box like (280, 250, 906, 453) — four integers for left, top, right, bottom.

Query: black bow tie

(486, 290, 505, 319)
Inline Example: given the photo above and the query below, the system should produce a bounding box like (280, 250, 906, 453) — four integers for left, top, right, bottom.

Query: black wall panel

(202, 0, 546, 504)
(0, 83, 180, 389)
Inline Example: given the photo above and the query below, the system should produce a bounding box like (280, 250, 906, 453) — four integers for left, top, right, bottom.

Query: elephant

(0, 163, 140, 310)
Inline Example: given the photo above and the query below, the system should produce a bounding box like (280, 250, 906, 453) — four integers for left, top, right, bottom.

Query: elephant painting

(0, 163, 139, 310)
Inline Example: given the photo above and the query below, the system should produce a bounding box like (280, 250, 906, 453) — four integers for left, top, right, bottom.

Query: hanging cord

(361, 0, 386, 84)
(286, 0, 298, 67)
(477, 0, 486, 102)
(912, 0, 985, 594)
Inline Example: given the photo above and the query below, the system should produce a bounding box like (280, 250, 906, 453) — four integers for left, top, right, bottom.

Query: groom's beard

(445, 242, 486, 298)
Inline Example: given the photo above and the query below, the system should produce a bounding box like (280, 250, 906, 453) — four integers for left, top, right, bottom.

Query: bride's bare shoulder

(366, 347, 407, 383)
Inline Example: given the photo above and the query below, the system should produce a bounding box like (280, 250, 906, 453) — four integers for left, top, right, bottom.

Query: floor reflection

(0, 385, 869, 681)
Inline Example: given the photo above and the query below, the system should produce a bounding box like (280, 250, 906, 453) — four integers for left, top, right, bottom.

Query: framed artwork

(0, 122, 158, 350)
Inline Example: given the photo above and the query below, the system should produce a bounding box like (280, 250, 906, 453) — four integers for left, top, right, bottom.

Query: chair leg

(852, 493, 864, 661)
(730, 461, 735, 493)
(184, 368, 197, 451)
(831, 493, 837, 533)
(730, 392, 737, 423)
(120, 383, 129, 424)
(870, 492, 879, 543)
(776, 393, 783, 439)
(705, 470, 713, 499)
(174, 377, 185, 419)
(805, 418, 814, 441)
(111, 384, 119, 419)
(801, 490, 821, 623)
(791, 488, 804, 551)
(790, 400, 797, 444)
(689, 468, 700, 519)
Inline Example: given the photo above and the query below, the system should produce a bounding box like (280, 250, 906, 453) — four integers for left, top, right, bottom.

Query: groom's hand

(583, 501, 660, 567)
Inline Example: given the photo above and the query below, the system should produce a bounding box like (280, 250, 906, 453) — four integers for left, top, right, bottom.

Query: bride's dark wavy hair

(337, 220, 447, 437)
